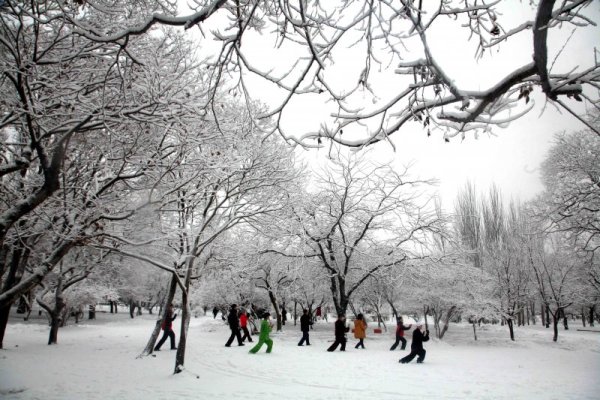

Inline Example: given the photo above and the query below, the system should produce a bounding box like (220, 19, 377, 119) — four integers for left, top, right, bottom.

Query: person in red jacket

(240, 309, 253, 343)
(390, 316, 412, 351)
(154, 304, 177, 351)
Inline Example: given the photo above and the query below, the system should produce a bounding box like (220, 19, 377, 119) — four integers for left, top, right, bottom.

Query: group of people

(326, 314, 429, 363)
(225, 304, 273, 354)
(156, 303, 430, 364)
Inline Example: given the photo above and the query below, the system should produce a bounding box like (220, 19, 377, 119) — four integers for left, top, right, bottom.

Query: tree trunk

(267, 290, 282, 331)
(562, 310, 569, 330)
(589, 306, 595, 327)
(472, 321, 477, 341)
(48, 314, 61, 345)
(507, 318, 515, 341)
(439, 306, 456, 340)
(540, 304, 545, 327)
(330, 275, 349, 317)
(110, 301, 115, 314)
(552, 311, 559, 342)
(387, 300, 398, 320)
(581, 306, 586, 328)
(530, 300, 536, 325)
(0, 305, 11, 349)
(175, 258, 194, 374)
(46, 282, 66, 345)
(293, 301, 298, 326)
(88, 304, 96, 320)
(0, 245, 26, 349)
(141, 275, 177, 357)
(545, 305, 550, 328)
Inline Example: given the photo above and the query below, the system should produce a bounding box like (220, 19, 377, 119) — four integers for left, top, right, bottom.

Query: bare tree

(529, 234, 582, 341)
(72, 0, 600, 146)
(0, 2, 204, 348)
(539, 127, 600, 298)
(269, 152, 441, 317)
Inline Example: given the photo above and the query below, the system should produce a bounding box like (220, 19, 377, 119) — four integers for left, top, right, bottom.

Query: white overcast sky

(178, 1, 600, 210)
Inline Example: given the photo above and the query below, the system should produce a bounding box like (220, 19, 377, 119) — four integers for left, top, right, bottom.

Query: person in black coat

(154, 304, 177, 351)
(225, 304, 244, 347)
(327, 315, 348, 352)
(298, 309, 312, 346)
(399, 324, 429, 364)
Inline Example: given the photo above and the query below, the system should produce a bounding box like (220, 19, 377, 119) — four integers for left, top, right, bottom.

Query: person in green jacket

(249, 312, 273, 354)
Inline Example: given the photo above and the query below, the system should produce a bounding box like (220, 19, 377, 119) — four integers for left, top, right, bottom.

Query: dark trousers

(390, 335, 407, 350)
(327, 337, 346, 352)
(155, 329, 176, 350)
(355, 338, 365, 349)
(225, 328, 243, 346)
(241, 326, 253, 342)
(298, 331, 310, 346)
(400, 348, 426, 363)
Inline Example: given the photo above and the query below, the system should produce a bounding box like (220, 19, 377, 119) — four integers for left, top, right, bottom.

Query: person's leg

(327, 340, 339, 352)
(266, 338, 273, 353)
(390, 335, 400, 350)
(400, 351, 418, 363)
(169, 330, 176, 349)
(306, 332, 311, 346)
(298, 332, 307, 346)
(235, 329, 244, 346)
(340, 338, 346, 351)
(416, 349, 427, 363)
(400, 336, 407, 350)
(249, 339, 264, 354)
(225, 330, 236, 346)
(245, 327, 253, 342)
(154, 330, 169, 350)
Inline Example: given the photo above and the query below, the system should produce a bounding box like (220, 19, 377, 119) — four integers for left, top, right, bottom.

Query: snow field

(1, 314, 599, 400)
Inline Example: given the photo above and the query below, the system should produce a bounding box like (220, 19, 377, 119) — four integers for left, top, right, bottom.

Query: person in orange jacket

(353, 313, 367, 349)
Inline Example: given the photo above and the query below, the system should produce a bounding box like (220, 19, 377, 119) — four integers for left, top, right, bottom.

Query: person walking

(399, 324, 430, 364)
(298, 309, 312, 346)
(353, 313, 367, 349)
(249, 313, 273, 354)
(327, 315, 348, 352)
(225, 304, 244, 347)
(390, 316, 412, 351)
(240, 309, 253, 343)
(154, 304, 177, 351)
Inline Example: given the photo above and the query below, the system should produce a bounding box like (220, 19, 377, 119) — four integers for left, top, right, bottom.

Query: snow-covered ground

(1, 311, 599, 400)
